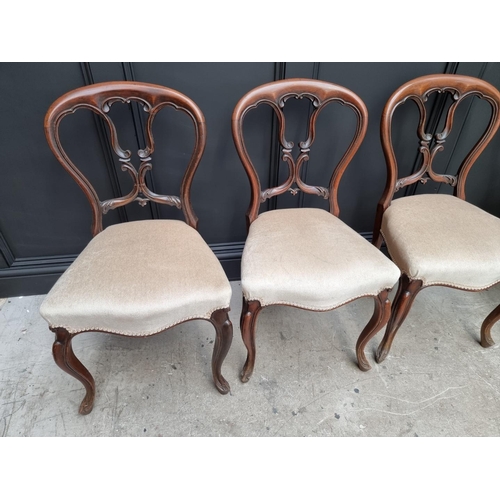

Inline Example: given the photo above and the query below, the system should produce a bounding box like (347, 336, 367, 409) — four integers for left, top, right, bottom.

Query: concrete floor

(1, 282, 500, 436)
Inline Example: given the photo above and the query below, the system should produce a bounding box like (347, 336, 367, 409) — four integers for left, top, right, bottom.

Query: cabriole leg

(375, 275, 423, 364)
(481, 303, 500, 348)
(210, 308, 233, 394)
(239, 298, 262, 383)
(356, 290, 391, 371)
(51, 327, 95, 415)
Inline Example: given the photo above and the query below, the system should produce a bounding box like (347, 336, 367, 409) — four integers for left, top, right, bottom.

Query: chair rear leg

(481, 303, 500, 348)
(356, 290, 391, 371)
(372, 205, 385, 249)
(239, 298, 262, 383)
(51, 327, 95, 415)
(210, 308, 233, 394)
(375, 275, 423, 364)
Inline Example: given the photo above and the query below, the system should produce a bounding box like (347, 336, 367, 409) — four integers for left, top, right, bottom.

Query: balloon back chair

(232, 78, 401, 382)
(372, 74, 500, 364)
(40, 82, 233, 414)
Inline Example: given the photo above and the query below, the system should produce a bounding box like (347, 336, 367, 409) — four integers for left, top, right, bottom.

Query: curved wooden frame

(372, 74, 500, 363)
(375, 276, 500, 363)
(232, 78, 368, 228)
(373, 74, 500, 248)
(233, 79, 391, 379)
(45, 81, 207, 236)
(239, 291, 392, 382)
(51, 309, 233, 414)
(44, 82, 232, 414)
(481, 304, 500, 348)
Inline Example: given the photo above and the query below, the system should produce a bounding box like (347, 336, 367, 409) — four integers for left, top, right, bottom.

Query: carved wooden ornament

(379, 75, 500, 203)
(44, 81, 207, 236)
(232, 78, 368, 227)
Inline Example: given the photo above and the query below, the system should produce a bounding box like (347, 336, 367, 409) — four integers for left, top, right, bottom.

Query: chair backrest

(232, 78, 368, 227)
(45, 81, 206, 236)
(378, 74, 500, 209)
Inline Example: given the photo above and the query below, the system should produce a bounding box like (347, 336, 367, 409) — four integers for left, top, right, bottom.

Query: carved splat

(45, 82, 206, 235)
(232, 79, 368, 225)
(100, 156, 181, 214)
(393, 87, 473, 192)
(381, 77, 500, 198)
(259, 92, 338, 202)
(260, 146, 330, 202)
(373, 75, 500, 249)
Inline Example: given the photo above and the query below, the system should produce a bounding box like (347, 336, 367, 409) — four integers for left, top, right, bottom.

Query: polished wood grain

(356, 290, 392, 371)
(232, 78, 368, 229)
(45, 81, 207, 236)
(239, 298, 263, 383)
(51, 327, 95, 415)
(481, 303, 500, 348)
(209, 308, 233, 394)
(373, 74, 500, 362)
(373, 74, 500, 248)
(375, 276, 423, 363)
(50, 313, 234, 415)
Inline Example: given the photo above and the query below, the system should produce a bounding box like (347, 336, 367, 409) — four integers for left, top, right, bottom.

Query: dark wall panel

(131, 62, 277, 244)
(310, 62, 448, 231)
(1, 62, 499, 297)
(0, 63, 122, 260)
(445, 62, 500, 217)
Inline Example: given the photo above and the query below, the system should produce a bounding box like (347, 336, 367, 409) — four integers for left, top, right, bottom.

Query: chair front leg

(209, 308, 233, 394)
(356, 290, 391, 371)
(481, 303, 500, 348)
(375, 274, 423, 364)
(51, 327, 95, 415)
(239, 298, 262, 383)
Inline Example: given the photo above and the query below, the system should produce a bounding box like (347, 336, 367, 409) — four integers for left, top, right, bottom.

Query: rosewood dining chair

(372, 74, 500, 364)
(40, 82, 233, 414)
(232, 78, 401, 382)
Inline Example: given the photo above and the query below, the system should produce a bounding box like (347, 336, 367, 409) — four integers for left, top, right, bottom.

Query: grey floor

(1, 282, 500, 437)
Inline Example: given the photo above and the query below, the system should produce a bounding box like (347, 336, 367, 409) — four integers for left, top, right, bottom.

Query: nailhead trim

(48, 303, 231, 337)
(244, 288, 394, 312)
(381, 229, 500, 291)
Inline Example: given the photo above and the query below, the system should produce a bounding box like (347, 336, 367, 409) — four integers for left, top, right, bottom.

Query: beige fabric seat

(381, 194, 500, 290)
(242, 208, 401, 310)
(40, 220, 232, 336)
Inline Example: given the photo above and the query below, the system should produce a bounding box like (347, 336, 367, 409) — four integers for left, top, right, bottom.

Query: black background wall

(1, 62, 499, 297)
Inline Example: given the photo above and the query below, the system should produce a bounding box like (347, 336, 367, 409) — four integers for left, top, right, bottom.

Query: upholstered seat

(381, 194, 500, 290)
(242, 208, 400, 310)
(40, 219, 232, 336)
